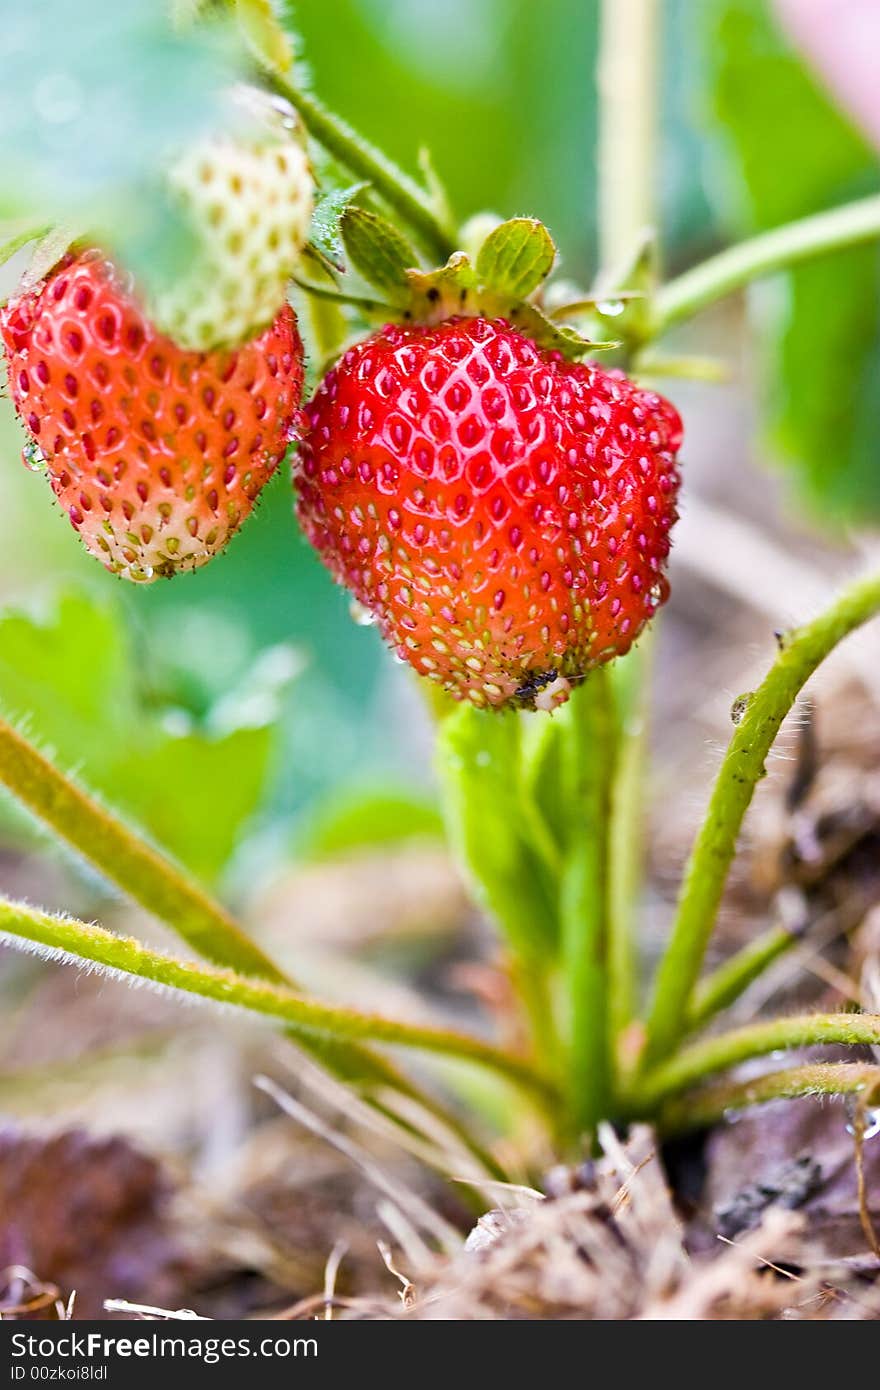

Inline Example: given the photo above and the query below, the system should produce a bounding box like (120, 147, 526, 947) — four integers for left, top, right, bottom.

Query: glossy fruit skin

(296, 316, 682, 709)
(1, 250, 304, 582)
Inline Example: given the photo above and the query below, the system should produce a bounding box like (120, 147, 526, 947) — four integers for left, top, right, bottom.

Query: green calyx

(299, 208, 621, 359)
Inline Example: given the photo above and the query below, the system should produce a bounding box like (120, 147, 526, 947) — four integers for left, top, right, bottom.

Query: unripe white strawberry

(149, 88, 313, 352)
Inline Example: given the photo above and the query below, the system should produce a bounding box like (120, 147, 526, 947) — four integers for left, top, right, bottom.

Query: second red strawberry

(296, 316, 682, 710)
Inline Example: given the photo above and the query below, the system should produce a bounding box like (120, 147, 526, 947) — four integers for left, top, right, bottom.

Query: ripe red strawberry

(1, 249, 304, 581)
(296, 316, 682, 709)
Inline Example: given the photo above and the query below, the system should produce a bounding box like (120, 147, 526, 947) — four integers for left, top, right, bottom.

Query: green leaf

(705, 0, 880, 520)
(300, 785, 444, 860)
(0, 593, 287, 882)
(436, 707, 556, 959)
(0, 0, 240, 284)
(475, 217, 556, 299)
(340, 206, 418, 295)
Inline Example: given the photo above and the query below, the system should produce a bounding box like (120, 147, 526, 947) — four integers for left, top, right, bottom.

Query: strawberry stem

(685, 921, 801, 1033)
(0, 718, 508, 1172)
(606, 647, 651, 1065)
(592, 0, 660, 1103)
(632, 1012, 880, 1113)
(656, 1062, 880, 1137)
(560, 668, 617, 1135)
(643, 570, 880, 1067)
(268, 75, 457, 261)
(654, 193, 880, 333)
(597, 0, 660, 278)
(0, 896, 556, 1110)
(0, 717, 281, 981)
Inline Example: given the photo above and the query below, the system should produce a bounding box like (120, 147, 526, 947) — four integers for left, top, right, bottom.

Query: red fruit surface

(296, 316, 682, 709)
(0, 250, 304, 581)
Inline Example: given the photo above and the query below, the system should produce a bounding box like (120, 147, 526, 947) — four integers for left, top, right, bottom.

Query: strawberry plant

(1, 0, 880, 1194)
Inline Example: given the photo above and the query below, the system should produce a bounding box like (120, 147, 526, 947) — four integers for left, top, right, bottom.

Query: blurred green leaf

(706, 0, 880, 519)
(0, 593, 285, 882)
(436, 707, 556, 958)
(475, 217, 556, 298)
(0, 0, 240, 284)
(301, 784, 444, 859)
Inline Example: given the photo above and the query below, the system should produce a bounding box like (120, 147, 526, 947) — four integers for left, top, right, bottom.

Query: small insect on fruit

(1, 249, 304, 582)
(295, 316, 682, 709)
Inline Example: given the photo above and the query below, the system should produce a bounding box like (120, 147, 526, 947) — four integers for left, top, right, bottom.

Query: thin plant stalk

(0, 719, 500, 1155)
(633, 1011, 880, 1112)
(0, 898, 556, 1109)
(654, 193, 880, 333)
(269, 75, 455, 260)
(0, 718, 282, 981)
(607, 646, 651, 1056)
(593, 0, 661, 1103)
(561, 668, 616, 1133)
(686, 922, 800, 1032)
(643, 570, 880, 1066)
(658, 1063, 880, 1137)
(597, 0, 659, 274)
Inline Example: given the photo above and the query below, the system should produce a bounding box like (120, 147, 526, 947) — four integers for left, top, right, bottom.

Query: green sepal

(309, 183, 368, 269)
(18, 225, 81, 294)
(475, 217, 556, 299)
(234, 0, 293, 74)
(405, 252, 477, 318)
(0, 223, 52, 274)
(340, 205, 419, 298)
(507, 301, 620, 358)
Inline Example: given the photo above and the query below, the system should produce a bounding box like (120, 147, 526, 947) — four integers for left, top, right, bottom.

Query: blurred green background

(0, 0, 876, 893)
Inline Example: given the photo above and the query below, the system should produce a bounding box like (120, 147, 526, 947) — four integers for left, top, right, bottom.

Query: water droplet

(596, 299, 625, 318)
(475, 750, 491, 768)
(349, 599, 376, 627)
(21, 440, 46, 472)
(845, 1097, 880, 1140)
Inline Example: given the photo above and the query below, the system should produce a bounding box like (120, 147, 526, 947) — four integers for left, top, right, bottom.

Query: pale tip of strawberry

(534, 676, 572, 712)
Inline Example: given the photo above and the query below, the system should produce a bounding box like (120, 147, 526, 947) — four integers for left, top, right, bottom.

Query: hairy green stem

(686, 923, 799, 1032)
(0, 898, 555, 1108)
(658, 1062, 880, 1137)
(0, 718, 282, 981)
(269, 75, 455, 260)
(0, 720, 479, 1118)
(561, 669, 616, 1133)
(654, 193, 880, 334)
(634, 1011, 880, 1112)
(644, 571, 880, 1066)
